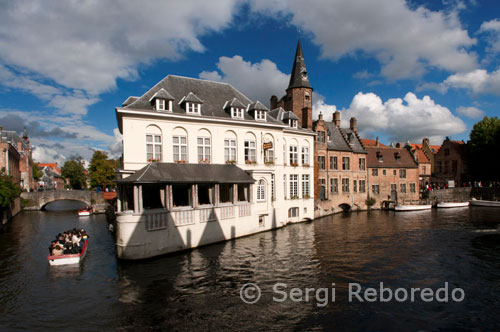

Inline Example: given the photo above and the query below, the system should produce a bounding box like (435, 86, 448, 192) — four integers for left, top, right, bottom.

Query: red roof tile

(361, 139, 386, 147)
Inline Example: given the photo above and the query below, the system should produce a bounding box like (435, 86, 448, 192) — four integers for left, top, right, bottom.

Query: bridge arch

(21, 190, 102, 210)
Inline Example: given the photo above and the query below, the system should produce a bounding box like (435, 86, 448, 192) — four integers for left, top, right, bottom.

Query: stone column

(192, 184, 198, 208)
(133, 185, 139, 213)
(116, 185, 122, 213)
(215, 184, 220, 206)
(233, 184, 237, 203)
(138, 185, 143, 213)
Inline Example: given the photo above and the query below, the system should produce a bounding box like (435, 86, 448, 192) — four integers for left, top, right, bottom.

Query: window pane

(155, 135, 161, 143)
(146, 135, 152, 143)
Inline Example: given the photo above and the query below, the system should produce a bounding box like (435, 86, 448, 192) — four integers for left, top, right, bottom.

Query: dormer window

(394, 152, 401, 161)
(376, 151, 383, 162)
(231, 107, 244, 119)
(186, 102, 201, 115)
(255, 110, 266, 121)
(289, 119, 298, 128)
(156, 99, 165, 111)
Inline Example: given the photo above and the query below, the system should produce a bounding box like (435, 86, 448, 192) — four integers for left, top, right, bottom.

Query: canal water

(0, 203, 499, 331)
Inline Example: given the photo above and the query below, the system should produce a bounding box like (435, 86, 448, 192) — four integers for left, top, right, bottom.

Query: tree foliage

(32, 163, 43, 182)
(88, 150, 116, 189)
(468, 116, 500, 181)
(0, 173, 21, 208)
(61, 156, 87, 190)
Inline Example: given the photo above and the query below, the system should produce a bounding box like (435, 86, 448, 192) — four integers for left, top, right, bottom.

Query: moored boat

(437, 202, 469, 208)
(395, 204, 432, 211)
(78, 206, 93, 216)
(470, 198, 500, 207)
(48, 238, 88, 266)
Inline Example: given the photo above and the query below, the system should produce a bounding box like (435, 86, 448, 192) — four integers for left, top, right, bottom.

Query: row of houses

(114, 40, 469, 259)
(0, 127, 34, 191)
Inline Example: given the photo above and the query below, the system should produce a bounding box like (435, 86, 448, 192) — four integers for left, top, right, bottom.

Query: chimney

(333, 110, 341, 127)
(270, 95, 278, 110)
(375, 136, 379, 147)
(396, 142, 401, 148)
(302, 107, 312, 129)
(350, 117, 357, 133)
(318, 112, 323, 121)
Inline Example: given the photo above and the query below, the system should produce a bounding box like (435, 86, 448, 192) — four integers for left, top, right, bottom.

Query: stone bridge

(21, 190, 105, 210)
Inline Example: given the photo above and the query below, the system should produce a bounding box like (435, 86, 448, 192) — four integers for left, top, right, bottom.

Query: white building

(115, 74, 315, 259)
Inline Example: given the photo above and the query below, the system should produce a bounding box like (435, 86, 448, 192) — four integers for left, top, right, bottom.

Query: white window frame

(289, 145, 298, 165)
(244, 140, 256, 163)
(302, 174, 310, 197)
(264, 142, 274, 163)
(224, 139, 237, 162)
(231, 107, 244, 119)
(155, 99, 165, 111)
(255, 110, 266, 121)
(197, 137, 211, 163)
(186, 102, 201, 115)
(146, 134, 162, 162)
(289, 174, 298, 198)
(173, 135, 187, 162)
(257, 179, 266, 201)
(302, 146, 309, 165)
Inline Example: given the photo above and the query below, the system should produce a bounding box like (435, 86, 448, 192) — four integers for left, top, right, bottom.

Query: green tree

(61, 156, 87, 189)
(0, 173, 21, 208)
(32, 163, 43, 182)
(468, 116, 500, 181)
(88, 150, 116, 189)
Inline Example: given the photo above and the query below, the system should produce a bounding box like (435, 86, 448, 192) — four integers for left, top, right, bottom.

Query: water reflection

(44, 199, 87, 211)
(0, 207, 499, 330)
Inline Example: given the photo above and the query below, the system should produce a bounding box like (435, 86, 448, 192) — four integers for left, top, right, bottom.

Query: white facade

(115, 77, 315, 259)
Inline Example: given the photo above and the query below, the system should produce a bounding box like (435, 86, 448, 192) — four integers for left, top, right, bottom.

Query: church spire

(287, 39, 312, 90)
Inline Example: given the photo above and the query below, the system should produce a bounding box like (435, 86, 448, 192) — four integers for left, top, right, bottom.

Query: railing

(238, 204, 251, 217)
(220, 206, 235, 219)
(173, 210, 195, 226)
(199, 207, 216, 222)
(145, 211, 168, 231)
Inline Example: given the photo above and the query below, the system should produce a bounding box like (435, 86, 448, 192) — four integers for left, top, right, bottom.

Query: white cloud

(456, 106, 484, 118)
(108, 129, 123, 159)
(199, 55, 289, 104)
(479, 19, 500, 54)
(341, 92, 466, 142)
(442, 69, 500, 95)
(249, 0, 477, 79)
(312, 93, 337, 122)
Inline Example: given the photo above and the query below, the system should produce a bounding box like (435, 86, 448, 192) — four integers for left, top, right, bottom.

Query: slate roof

(1, 131, 29, 151)
(117, 163, 255, 184)
(226, 98, 246, 109)
(181, 91, 203, 104)
(365, 146, 418, 168)
(248, 100, 268, 111)
(319, 122, 367, 154)
(149, 88, 174, 101)
(121, 75, 283, 125)
(288, 40, 312, 90)
(122, 96, 139, 107)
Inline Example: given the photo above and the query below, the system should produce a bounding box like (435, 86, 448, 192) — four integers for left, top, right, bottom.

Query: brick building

(0, 128, 34, 191)
(365, 145, 419, 207)
(432, 137, 468, 187)
(313, 113, 368, 216)
(407, 141, 432, 190)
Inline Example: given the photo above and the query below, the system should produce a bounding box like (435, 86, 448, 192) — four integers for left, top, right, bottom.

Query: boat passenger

(52, 245, 64, 256)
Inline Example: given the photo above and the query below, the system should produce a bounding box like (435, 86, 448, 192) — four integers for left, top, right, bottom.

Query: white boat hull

(78, 211, 92, 216)
(470, 199, 500, 207)
(395, 204, 432, 211)
(437, 202, 469, 208)
(48, 239, 87, 266)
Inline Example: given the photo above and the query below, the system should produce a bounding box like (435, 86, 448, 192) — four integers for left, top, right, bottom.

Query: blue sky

(0, 0, 499, 165)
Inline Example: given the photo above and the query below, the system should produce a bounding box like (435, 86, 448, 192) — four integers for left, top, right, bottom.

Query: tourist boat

(470, 198, 500, 208)
(47, 238, 88, 266)
(78, 206, 93, 216)
(394, 204, 432, 211)
(436, 202, 470, 208)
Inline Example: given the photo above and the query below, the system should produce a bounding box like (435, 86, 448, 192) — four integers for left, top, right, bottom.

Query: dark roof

(287, 40, 312, 90)
(248, 100, 268, 111)
(149, 88, 174, 101)
(122, 96, 139, 107)
(226, 98, 246, 109)
(320, 122, 367, 154)
(117, 163, 255, 184)
(181, 92, 203, 104)
(365, 146, 418, 168)
(283, 111, 299, 121)
(122, 75, 282, 125)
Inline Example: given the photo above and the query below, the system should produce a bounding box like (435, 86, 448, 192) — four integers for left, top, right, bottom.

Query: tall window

(353, 180, 357, 193)
(330, 178, 338, 194)
(257, 180, 266, 201)
(391, 183, 397, 191)
(244, 140, 256, 163)
(399, 169, 406, 178)
(372, 185, 380, 195)
(173, 136, 187, 161)
(400, 183, 407, 193)
(197, 137, 211, 163)
(330, 156, 338, 170)
(264, 142, 274, 163)
(317, 131, 325, 143)
(359, 180, 366, 193)
(342, 157, 350, 170)
(290, 174, 298, 198)
(410, 183, 416, 193)
(289, 145, 298, 165)
(359, 158, 366, 170)
(302, 146, 309, 165)
(283, 174, 287, 199)
(271, 174, 275, 200)
(146, 134, 162, 161)
(224, 139, 236, 162)
(320, 179, 326, 200)
(342, 178, 349, 193)
(302, 174, 310, 197)
(372, 169, 378, 176)
(318, 156, 325, 170)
